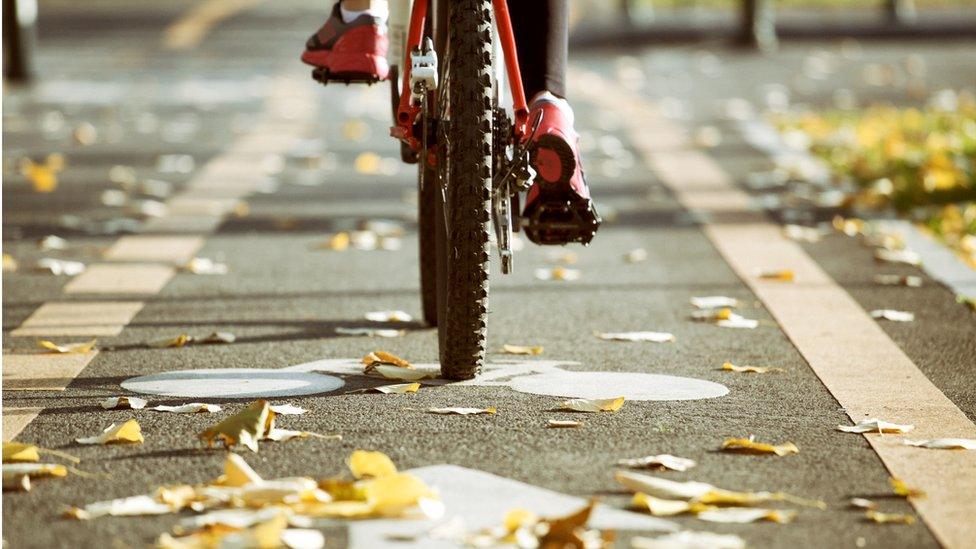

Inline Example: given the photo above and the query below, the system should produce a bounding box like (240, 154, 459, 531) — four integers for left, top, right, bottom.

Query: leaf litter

(428, 407, 497, 416)
(37, 339, 97, 354)
(903, 438, 976, 450)
(534, 267, 581, 281)
(198, 400, 337, 452)
(595, 331, 675, 343)
(720, 436, 799, 456)
(617, 454, 696, 472)
(837, 418, 914, 434)
(100, 396, 148, 410)
(722, 362, 783, 374)
(372, 383, 420, 394)
(870, 309, 915, 322)
(501, 344, 544, 355)
(35, 258, 85, 276)
(151, 403, 222, 414)
(76, 419, 144, 445)
(631, 530, 745, 549)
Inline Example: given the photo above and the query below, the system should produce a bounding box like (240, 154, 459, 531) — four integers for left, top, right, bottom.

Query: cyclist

(302, 0, 599, 245)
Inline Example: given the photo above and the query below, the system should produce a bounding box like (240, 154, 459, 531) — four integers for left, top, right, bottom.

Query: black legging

(508, 0, 568, 101)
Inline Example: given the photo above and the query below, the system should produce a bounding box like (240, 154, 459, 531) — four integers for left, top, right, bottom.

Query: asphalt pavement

(2, 1, 975, 548)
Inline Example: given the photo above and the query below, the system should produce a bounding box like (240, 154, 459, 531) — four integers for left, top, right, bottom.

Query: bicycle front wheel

(436, 0, 493, 380)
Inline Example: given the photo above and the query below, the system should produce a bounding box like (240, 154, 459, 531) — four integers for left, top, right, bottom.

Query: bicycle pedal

(311, 68, 381, 86)
(523, 198, 601, 246)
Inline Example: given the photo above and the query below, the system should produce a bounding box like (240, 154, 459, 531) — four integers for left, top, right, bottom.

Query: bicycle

(314, 0, 599, 380)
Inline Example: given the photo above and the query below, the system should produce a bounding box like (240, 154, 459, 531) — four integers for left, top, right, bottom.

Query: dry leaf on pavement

(2, 442, 78, 464)
(199, 400, 273, 452)
(66, 495, 174, 520)
(903, 438, 976, 450)
(38, 235, 68, 251)
(147, 333, 193, 348)
(546, 251, 579, 265)
(721, 437, 799, 456)
(631, 531, 745, 549)
(596, 331, 675, 343)
(874, 274, 922, 287)
(870, 309, 915, 322)
(363, 351, 411, 372)
(502, 344, 544, 355)
(264, 429, 341, 443)
(547, 420, 583, 429)
(3, 463, 68, 491)
(758, 269, 795, 281)
(837, 418, 914, 434)
(722, 362, 782, 374)
(76, 419, 144, 445)
(269, 404, 306, 415)
(152, 403, 222, 413)
(2, 254, 18, 272)
(373, 365, 431, 381)
(100, 396, 148, 410)
(865, 510, 916, 524)
(615, 470, 826, 508)
(849, 498, 876, 510)
(783, 224, 823, 243)
(875, 248, 921, 266)
(534, 267, 581, 281)
(336, 327, 404, 338)
(428, 407, 496, 416)
(538, 500, 600, 548)
(890, 477, 925, 498)
(617, 454, 696, 472)
(690, 296, 738, 309)
(365, 310, 413, 322)
(182, 257, 228, 275)
(348, 450, 398, 479)
(697, 507, 796, 524)
(372, 383, 420, 394)
(37, 339, 97, 354)
(36, 258, 85, 276)
(561, 397, 625, 413)
(199, 332, 236, 344)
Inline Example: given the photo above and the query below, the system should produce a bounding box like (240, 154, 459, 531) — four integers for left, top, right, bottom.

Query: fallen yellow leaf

(547, 420, 583, 429)
(199, 401, 273, 452)
(538, 500, 597, 548)
(722, 362, 783, 374)
(372, 383, 420, 394)
(865, 510, 916, 524)
(147, 333, 193, 348)
(373, 365, 431, 381)
(615, 470, 826, 509)
(348, 450, 397, 479)
(560, 397, 625, 413)
(502, 344, 544, 355)
(617, 454, 696, 472)
(215, 453, 263, 487)
(323, 232, 350, 251)
(23, 160, 59, 193)
(37, 339, 97, 354)
(2, 442, 78, 464)
(2, 253, 18, 273)
(632, 492, 709, 516)
(721, 437, 799, 456)
(2, 443, 39, 463)
(427, 407, 496, 415)
(890, 477, 925, 498)
(363, 350, 411, 372)
(758, 269, 795, 282)
(76, 419, 144, 445)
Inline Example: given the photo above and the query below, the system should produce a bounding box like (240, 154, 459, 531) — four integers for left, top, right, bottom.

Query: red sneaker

(522, 100, 601, 246)
(302, 3, 389, 83)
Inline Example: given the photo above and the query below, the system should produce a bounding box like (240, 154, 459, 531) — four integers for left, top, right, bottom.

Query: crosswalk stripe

(10, 301, 144, 337)
(63, 264, 176, 294)
(103, 235, 204, 263)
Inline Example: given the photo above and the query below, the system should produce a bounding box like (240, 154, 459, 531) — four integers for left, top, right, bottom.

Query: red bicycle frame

(390, 0, 530, 151)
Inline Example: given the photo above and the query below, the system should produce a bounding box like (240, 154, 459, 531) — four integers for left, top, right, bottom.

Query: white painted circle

(508, 371, 728, 401)
(121, 368, 345, 398)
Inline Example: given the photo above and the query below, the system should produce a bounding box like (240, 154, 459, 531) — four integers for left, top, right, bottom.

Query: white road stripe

(3, 74, 317, 441)
(580, 72, 975, 549)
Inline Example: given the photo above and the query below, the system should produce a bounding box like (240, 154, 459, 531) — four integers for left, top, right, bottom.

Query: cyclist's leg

(508, 0, 568, 101)
(508, 0, 600, 245)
